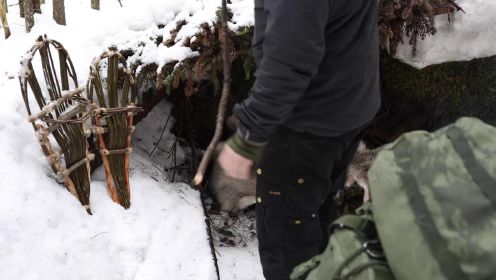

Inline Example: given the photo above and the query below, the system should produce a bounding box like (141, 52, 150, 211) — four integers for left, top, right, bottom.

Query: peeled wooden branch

(193, 0, 231, 187)
(0, 0, 10, 38)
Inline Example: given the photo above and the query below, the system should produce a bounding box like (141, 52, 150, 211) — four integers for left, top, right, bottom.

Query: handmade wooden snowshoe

(87, 47, 142, 209)
(19, 36, 95, 214)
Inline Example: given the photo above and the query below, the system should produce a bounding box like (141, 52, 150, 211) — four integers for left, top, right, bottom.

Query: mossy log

(365, 54, 496, 146)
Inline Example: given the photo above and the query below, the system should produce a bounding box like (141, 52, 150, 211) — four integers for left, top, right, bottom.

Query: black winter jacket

(234, 0, 381, 145)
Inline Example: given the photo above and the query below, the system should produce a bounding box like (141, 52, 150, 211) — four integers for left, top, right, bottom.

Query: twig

(148, 92, 180, 157)
(193, 0, 231, 187)
(447, 0, 465, 13)
(89, 232, 108, 239)
(200, 184, 221, 280)
(149, 108, 173, 156)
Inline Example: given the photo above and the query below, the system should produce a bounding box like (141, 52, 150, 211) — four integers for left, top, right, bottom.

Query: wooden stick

(193, 0, 231, 187)
(124, 110, 134, 199)
(94, 114, 119, 203)
(0, 0, 10, 39)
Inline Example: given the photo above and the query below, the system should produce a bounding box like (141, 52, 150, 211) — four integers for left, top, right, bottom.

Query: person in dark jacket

(217, 0, 381, 279)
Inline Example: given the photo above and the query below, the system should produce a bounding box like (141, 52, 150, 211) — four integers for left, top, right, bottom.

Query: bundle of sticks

(20, 37, 142, 213)
(19, 36, 94, 214)
(86, 47, 142, 209)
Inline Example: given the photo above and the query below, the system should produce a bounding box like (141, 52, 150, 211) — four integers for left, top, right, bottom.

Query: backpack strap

(446, 126, 496, 210)
(394, 141, 468, 279)
(329, 215, 374, 235)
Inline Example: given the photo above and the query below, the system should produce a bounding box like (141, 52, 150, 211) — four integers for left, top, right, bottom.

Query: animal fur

(209, 142, 257, 213)
(345, 141, 378, 202)
(210, 140, 378, 213)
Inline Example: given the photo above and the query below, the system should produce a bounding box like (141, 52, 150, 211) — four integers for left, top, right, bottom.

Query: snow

(0, 1, 242, 279)
(396, 0, 496, 68)
(0, 90, 217, 279)
(209, 208, 263, 280)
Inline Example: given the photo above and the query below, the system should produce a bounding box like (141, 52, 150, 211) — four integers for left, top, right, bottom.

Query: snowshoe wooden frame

(87, 47, 142, 209)
(19, 36, 95, 214)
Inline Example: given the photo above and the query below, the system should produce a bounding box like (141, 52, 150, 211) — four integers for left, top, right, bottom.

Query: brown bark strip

(94, 114, 119, 203)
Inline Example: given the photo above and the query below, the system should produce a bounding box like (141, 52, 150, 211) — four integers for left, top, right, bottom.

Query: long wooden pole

(0, 0, 10, 38)
(193, 0, 231, 187)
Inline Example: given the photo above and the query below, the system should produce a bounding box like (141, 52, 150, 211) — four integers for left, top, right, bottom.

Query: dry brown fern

(379, 0, 461, 56)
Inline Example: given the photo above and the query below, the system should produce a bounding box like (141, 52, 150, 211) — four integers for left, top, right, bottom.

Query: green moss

(379, 54, 496, 140)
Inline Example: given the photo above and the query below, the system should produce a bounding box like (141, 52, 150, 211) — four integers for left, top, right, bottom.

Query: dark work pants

(255, 126, 363, 280)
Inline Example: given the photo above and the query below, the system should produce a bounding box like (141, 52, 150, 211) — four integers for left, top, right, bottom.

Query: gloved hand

(217, 133, 263, 180)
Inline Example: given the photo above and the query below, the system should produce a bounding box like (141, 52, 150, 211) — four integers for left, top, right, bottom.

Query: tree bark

(0, 0, 10, 38)
(91, 0, 99, 10)
(24, 0, 34, 32)
(53, 0, 65, 25)
(40, 0, 45, 4)
(20, 0, 25, 18)
(33, 0, 41, 14)
(2, 0, 7, 13)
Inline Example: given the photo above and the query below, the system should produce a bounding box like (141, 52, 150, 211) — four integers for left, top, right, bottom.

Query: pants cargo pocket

(285, 215, 322, 272)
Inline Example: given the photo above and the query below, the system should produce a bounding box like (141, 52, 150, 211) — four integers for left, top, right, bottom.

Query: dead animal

(210, 138, 378, 213)
(209, 142, 257, 213)
(345, 141, 378, 202)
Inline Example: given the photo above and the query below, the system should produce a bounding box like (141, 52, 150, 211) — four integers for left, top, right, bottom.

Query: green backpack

(370, 117, 496, 280)
(291, 117, 496, 280)
(290, 206, 394, 280)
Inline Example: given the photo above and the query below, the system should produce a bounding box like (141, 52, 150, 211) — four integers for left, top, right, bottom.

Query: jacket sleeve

(234, 0, 329, 145)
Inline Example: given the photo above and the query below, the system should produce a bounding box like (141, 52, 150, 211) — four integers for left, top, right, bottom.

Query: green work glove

(226, 133, 264, 163)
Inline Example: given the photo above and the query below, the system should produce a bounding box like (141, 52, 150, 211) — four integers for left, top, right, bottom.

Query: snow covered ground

(396, 0, 496, 68)
(0, 0, 254, 279)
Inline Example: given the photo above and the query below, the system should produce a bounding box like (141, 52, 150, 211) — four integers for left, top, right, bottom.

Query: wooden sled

(87, 47, 142, 209)
(19, 36, 94, 214)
